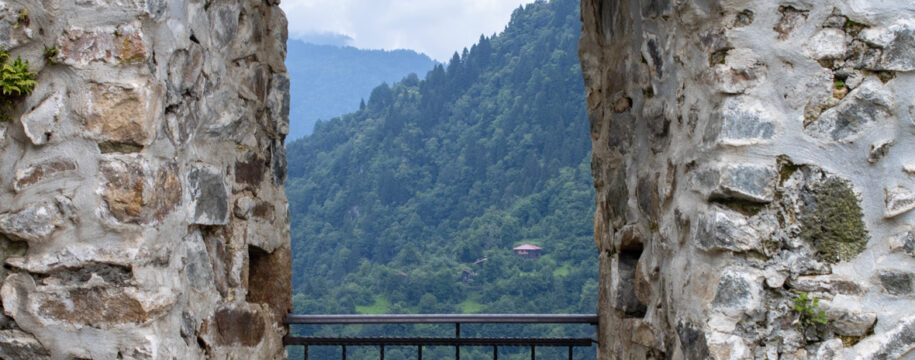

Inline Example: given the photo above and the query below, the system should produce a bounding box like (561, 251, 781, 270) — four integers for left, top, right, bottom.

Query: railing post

(418, 346, 422, 360)
(455, 322, 461, 360)
(568, 346, 573, 360)
(380, 344, 384, 360)
(531, 345, 535, 360)
(493, 346, 498, 360)
(342, 345, 346, 360)
(303, 345, 308, 360)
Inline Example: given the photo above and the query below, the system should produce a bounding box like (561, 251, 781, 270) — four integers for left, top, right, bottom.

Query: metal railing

(284, 314, 598, 360)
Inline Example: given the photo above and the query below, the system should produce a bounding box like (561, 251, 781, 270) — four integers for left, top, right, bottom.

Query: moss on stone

(799, 178, 868, 263)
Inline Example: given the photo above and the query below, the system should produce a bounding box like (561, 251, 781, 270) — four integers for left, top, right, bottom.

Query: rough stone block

(711, 268, 762, 317)
(19, 93, 65, 146)
(78, 81, 164, 146)
(98, 157, 180, 225)
(860, 19, 915, 72)
(820, 299, 876, 336)
(878, 270, 914, 295)
(0, 201, 65, 243)
(57, 22, 147, 66)
(867, 138, 894, 164)
(694, 164, 777, 203)
(13, 158, 77, 192)
(804, 79, 893, 143)
(0, 329, 50, 360)
(710, 97, 775, 146)
(805, 28, 847, 60)
(855, 316, 915, 359)
(695, 208, 761, 253)
(788, 276, 863, 296)
(188, 165, 230, 225)
(884, 186, 915, 218)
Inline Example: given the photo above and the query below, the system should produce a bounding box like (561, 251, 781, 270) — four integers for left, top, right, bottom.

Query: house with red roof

(513, 244, 542, 259)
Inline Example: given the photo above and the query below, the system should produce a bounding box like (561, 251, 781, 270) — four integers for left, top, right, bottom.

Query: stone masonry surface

(0, 0, 292, 359)
(580, 0, 915, 359)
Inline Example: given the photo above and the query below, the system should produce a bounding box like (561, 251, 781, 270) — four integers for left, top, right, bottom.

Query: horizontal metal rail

(285, 313, 598, 325)
(284, 314, 598, 360)
(284, 336, 593, 347)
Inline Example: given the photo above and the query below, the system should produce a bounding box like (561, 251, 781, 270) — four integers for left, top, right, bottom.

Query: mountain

(285, 40, 438, 139)
(285, 0, 594, 358)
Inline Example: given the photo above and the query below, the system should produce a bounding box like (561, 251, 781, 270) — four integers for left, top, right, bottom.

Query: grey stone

(878, 270, 914, 295)
(890, 230, 915, 256)
(885, 186, 915, 218)
(805, 28, 847, 60)
(0, 330, 51, 360)
(711, 269, 761, 316)
(695, 208, 761, 253)
(234, 196, 256, 220)
(676, 322, 710, 360)
(613, 251, 646, 317)
(712, 164, 777, 203)
(868, 139, 895, 164)
(788, 276, 863, 295)
(19, 93, 65, 146)
(858, 316, 915, 360)
(13, 158, 78, 192)
(860, 20, 915, 72)
(0, 202, 65, 243)
(188, 165, 229, 225)
(713, 97, 775, 145)
(805, 80, 894, 142)
(821, 300, 876, 336)
(268, 73, 290, 136)
(815, 339, 843, 360)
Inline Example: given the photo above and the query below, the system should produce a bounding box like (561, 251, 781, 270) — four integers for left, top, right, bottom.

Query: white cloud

(279, 0, 536, 61)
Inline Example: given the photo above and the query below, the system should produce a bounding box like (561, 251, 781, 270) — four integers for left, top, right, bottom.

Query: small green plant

(43, 47, 58, 64)
(13, 8, 28, 29)
(834, 80, 845, 90)
(792, 293, 828, 327)
(0, 51, 37, 122)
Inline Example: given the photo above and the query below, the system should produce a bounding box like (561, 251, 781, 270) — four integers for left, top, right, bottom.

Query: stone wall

(580, 0, 914, 358)
(0, 0, 291, 359)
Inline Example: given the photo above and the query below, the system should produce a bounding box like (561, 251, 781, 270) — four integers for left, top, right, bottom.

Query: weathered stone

(98, 157, 180, 224)
(0, 201, 65, 243)
(867, 138, 894, 164)
(711, 97, 775, 146)
(19, 93, 65, 146)
(815, 339, 843, 360)
(697, 164, 777, 203)
(13, 158, 77, 192)
(78, 81, 164, 146)
(676, 322, 710, 360)
(707, 332, 751, 360)
(855, 316, 915, 360)
(235, 154, 266, 189)
(884, 186, 915, 218)
(774, 6, 808, 40)
(625, 318, 661, 349)
(234, 196, 256, 220)
(613, 250, 646, 317)
(695, 208, 761, 253)
(859, 19, 915, 71)
(267, 73, 291, 136)
(788, 276, 863, 295)
(188, 165, 230, 225)
(804, 79, 894, 142)
(805, 28, 847, 60)
(904, 164, 915, 175)
(57, 22, 147, 66)
(0, 329, 51, 360)
(711, 48, 766, 94)
(247, 245, 292, 324)
(878, 270, 914, 295)
(212, 307, 265, 346)
(888, 230, 915, 256)
(820, 299, 876, 337)
(711, 269, 762, 317)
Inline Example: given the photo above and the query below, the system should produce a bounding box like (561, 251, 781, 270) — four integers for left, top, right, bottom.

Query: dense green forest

(286, 40, 438, 139)
(285, 0, 595, 358)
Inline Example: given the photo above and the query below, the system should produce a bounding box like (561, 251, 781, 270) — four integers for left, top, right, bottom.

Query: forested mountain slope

(285, 40, 437, 139)
(285, 0, 594, 357)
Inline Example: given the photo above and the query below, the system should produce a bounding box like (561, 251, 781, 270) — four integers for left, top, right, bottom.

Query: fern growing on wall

(0, 51, 37, 122)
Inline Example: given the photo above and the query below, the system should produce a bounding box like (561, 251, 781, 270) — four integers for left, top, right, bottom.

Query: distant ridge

(285, 40, 438, 139)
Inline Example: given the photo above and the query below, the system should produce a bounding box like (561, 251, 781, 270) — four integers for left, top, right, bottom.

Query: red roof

(513, 244, 542, 251)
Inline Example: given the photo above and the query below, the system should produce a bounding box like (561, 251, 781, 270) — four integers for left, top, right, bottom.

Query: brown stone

(213, 307, 265, 347)
(235, 154, 266, 189)
(38, 287, 151, 327)
(13, 159, 78, 192)
(247, 245, 292, 325)
(58, 23, 147, 66)
(80, 82, 162, 146)
(99, 158, 180, 224)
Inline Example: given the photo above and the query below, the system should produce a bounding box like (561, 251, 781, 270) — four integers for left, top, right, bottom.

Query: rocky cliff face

(580, 0, 914, 358)
(0, 1, 291, 359)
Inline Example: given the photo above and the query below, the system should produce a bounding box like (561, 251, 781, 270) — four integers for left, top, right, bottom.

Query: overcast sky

(279, 0, 537, 61)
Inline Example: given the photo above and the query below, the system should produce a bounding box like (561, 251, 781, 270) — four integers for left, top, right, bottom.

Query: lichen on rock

(799, 178, 868, 263)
